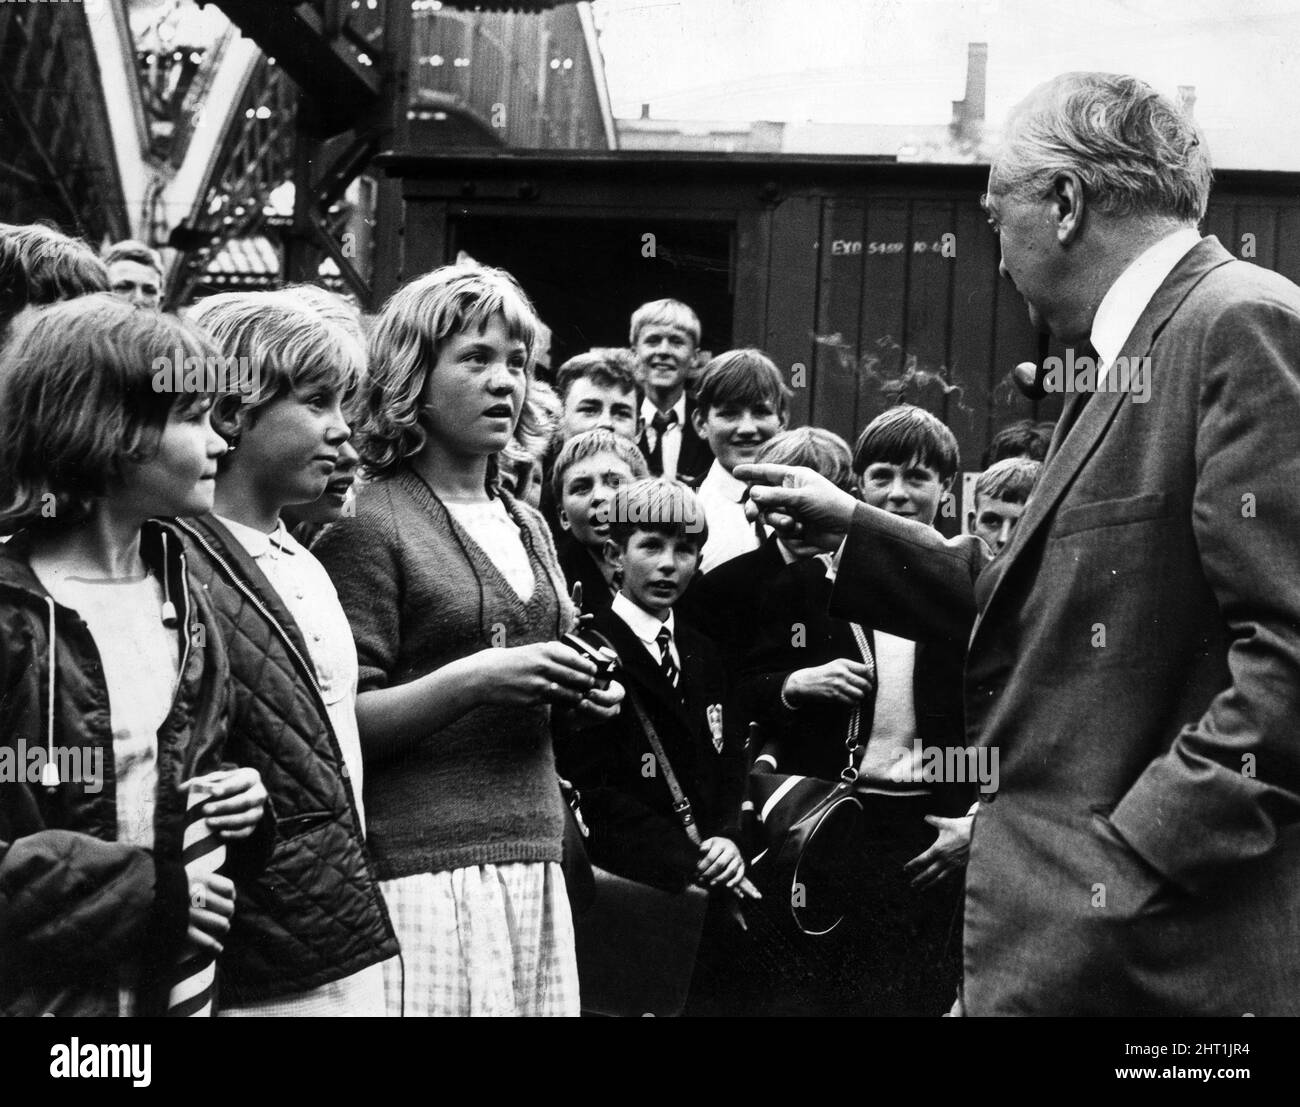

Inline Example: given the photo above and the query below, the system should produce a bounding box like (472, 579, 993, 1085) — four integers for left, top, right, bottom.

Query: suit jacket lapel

(973, 237, 1234, 637)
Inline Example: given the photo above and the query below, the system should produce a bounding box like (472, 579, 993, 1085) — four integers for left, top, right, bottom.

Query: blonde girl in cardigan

(314, 265, 622, 1016)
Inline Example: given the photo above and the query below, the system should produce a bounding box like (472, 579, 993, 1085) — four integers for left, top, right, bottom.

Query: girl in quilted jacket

(0, 295, 267, 1016)
(177, 289, 398, 1015)
(314, 264, 623, 1016)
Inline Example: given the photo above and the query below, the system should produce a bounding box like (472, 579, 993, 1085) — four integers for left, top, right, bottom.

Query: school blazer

(833, 237, 1300, 1016)
(556, 608, 747, 892)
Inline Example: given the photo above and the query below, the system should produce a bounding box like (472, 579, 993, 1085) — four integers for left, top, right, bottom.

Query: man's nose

(998, 258, 1011, 281)
(736, 412, 758, 435)
(997, 519, 1015, 550)
(888, 475, 909, 501)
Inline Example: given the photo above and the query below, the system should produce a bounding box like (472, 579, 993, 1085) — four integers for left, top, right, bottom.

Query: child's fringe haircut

(0, 294, 220, 533)
(356, 264, 541, 478)
(550, 428, 649, 504)
(606, 477, 708, 549)
(695, 348, 792, 417)
(852, 403, 960, 485)
(975, 456, 1042, 505)
(628, 299, 701, 347)
(188, 290, 365, 416)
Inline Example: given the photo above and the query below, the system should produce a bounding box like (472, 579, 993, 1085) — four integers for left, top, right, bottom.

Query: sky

(591, 0, 1300, 168)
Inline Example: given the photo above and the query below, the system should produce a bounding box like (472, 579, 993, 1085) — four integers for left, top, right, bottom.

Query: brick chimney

(951, 42, 988, 141)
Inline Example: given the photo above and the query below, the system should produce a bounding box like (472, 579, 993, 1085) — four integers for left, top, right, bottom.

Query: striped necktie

(167, 785, 227, 1017)
(656, 625, 679, 689)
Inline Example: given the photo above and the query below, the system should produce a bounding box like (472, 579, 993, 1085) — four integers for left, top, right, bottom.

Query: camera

(561, 627, 620, 690)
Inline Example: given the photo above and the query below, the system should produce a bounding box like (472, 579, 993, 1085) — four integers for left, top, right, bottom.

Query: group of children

(0, 219, 1044, 1017)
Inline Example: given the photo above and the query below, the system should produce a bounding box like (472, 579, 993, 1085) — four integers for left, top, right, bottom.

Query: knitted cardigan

(312, 468, 575, 880)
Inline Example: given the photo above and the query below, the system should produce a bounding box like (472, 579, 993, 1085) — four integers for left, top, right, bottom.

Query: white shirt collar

(641, 392, 687, 427)
(611, 590, 674, 643)
(1091, 227, 1202, 372)
(216, 514, 296, 559)
(700, 459, 746, 503)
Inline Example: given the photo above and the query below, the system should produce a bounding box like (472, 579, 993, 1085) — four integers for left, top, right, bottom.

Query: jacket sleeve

(0, 830, 188, 983)
(829, 502, 987, 646)
(1110, 295, 1300, 892)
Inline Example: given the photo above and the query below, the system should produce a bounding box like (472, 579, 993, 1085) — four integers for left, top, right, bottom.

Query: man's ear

(212, 393, 246, 449)
(557, 504, 571, 532)
(966, 510, 976, 534)
(691, 406, 708, 437)
(1053, 171, 1085, 246)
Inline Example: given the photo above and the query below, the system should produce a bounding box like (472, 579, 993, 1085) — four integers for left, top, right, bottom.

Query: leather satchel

(746, 711, 868, 936)
(564, 690, 719, 1017)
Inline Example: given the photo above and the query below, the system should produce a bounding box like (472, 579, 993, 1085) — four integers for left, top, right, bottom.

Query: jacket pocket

(275, 810, 334, 843)
(1054, 491, 1172, 538)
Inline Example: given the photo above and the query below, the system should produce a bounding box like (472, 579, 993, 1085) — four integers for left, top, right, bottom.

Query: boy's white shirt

(611, 590, 681, 671)
(641, 392, 688, 480)
(697, 460, 766, 574)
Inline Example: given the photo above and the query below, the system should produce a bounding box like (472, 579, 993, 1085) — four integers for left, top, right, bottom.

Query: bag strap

(842, 621, 877, 783)
(626, 688, 703, 848)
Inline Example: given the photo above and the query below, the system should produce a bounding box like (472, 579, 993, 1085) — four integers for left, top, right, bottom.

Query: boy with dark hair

(978, 417, 1053, 468)
(748, 403, 972, 1015)
(554, 348, 643, 444)
(852, 403, 959, 505)
(968, 456, 1042, 557)
(692, 348, 791, 573)
(630, 299, 713, 484)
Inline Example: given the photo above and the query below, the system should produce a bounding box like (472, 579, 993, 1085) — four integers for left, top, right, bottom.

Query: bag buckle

(840, 766, 859, 785)
(673, 799, 696, 825)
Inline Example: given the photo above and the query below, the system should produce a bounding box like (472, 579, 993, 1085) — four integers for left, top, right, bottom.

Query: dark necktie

(647, 409, 677, 476)
(656, 625, 679, 689)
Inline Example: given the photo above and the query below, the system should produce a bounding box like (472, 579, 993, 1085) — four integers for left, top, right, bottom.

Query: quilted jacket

(0, 522, 233, 1017)
(177, 516, 397, 1003)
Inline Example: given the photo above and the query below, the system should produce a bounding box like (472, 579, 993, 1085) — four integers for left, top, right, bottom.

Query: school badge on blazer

(707, 704, 724, 753)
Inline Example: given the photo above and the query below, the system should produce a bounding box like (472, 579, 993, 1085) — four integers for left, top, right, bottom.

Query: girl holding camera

(314, 265, 621, 1016)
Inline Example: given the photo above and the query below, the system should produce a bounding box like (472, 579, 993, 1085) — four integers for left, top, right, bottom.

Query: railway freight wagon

(377, 151, 1300, 511)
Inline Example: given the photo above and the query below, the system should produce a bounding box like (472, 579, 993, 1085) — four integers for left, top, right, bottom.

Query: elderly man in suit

(738, 71, 1300, 1016)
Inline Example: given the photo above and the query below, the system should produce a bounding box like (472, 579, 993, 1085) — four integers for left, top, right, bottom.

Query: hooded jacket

(176, 516, 397, 1003)
(0, 521, 234, 1017)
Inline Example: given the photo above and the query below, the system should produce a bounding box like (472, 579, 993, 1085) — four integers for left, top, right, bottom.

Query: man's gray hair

(993, 72, 1212, 224)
